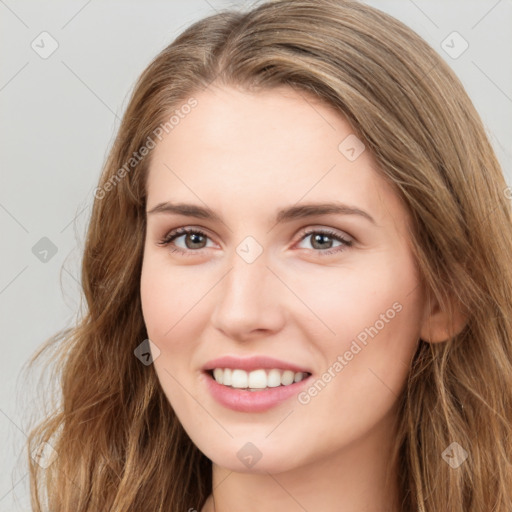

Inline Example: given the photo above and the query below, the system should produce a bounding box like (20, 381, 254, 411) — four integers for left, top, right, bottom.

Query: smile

(209, 368, 311, 390)
(203, 369, 313, 412)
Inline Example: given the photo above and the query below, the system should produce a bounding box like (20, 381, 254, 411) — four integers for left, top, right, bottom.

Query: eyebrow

(146, 201, 376, 225)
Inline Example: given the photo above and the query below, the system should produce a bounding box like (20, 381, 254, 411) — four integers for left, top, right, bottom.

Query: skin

(140, 84, 457, 511)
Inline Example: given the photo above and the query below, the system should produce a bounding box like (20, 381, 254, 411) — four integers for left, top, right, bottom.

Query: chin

(199, 438, 307, 475)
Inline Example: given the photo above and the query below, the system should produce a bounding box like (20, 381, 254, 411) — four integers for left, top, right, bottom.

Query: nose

(210, 252, 286, 341)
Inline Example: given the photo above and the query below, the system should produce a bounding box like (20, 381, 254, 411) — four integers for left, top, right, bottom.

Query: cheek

(140, 255, 216, 394)
(331, 261, 421, 393)
(140, 262, 170, 340)
(140, 258, 199, 408)
(140, 256, 202, 342)
(291, 251, 423, 413)
(288, 251, 422, 347)
(293, 281, 421, 445)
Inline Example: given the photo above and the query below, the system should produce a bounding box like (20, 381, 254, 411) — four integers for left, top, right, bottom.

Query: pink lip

(202, 355, 312, 374)
(201, 371, 313, 413)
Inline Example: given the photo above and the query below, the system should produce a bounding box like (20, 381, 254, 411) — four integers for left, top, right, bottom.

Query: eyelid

(157, 224, 354, 256)
(157, 226, 218, 248)
(296, 225, 354, 243)
(158, 224, 354, 243)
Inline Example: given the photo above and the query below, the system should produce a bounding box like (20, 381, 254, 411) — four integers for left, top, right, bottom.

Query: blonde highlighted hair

(25, 1, 512, 510)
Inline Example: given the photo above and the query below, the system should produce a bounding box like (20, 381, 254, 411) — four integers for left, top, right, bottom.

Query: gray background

(1, 0, 511, 509)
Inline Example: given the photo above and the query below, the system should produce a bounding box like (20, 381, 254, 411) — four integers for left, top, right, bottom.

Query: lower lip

(202, 371, 312, 413)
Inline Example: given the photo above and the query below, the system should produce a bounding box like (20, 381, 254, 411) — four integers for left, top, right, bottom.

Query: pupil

(313, 234, 332, 249)
(187, 233, 205, 249)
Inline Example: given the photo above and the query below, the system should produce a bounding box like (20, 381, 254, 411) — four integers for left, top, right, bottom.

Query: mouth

(204, 368, 313, 392)
(202, 366, 314, 412)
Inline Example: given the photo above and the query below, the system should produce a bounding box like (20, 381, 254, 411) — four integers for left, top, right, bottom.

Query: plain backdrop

(1, 0, 511, 510)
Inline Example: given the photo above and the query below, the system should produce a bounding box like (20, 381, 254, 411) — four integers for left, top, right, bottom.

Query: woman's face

(140, 84, 425, 474)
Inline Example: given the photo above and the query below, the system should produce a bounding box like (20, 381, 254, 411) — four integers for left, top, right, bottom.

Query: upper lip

(202, 355, 312, 374)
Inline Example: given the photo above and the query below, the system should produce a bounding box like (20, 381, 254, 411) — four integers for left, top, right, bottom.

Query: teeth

(222, 368, 232, 386)
(210, 368, 309, 389)
(232, 369, 248, 388)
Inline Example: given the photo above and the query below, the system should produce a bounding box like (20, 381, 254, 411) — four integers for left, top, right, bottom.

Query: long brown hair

(24, 1, 512, 510)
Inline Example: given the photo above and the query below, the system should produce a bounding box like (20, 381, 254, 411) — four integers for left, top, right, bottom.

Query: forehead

(151, 84, 351, 164)
(145, 84, 407, 233)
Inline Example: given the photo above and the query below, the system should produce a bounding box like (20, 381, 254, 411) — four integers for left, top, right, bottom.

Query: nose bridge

(211, 245, 284, 337)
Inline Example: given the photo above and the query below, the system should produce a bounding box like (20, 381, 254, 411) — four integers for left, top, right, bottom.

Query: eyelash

(157, 227, 353, 257)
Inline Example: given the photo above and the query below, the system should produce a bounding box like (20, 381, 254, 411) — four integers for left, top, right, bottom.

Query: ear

(419, 291, 468, 343)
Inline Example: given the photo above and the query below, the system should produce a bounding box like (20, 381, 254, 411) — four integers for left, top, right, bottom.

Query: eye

(157, 226, 353, 257)
(157, 227, 214, 256)
(296, 229, 353, 256)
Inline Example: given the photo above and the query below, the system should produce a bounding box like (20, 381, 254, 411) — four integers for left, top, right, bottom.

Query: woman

(26, 1, 512, 511)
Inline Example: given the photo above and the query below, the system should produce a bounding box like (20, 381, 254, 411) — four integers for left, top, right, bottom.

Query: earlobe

(419, 292, 468, 343)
